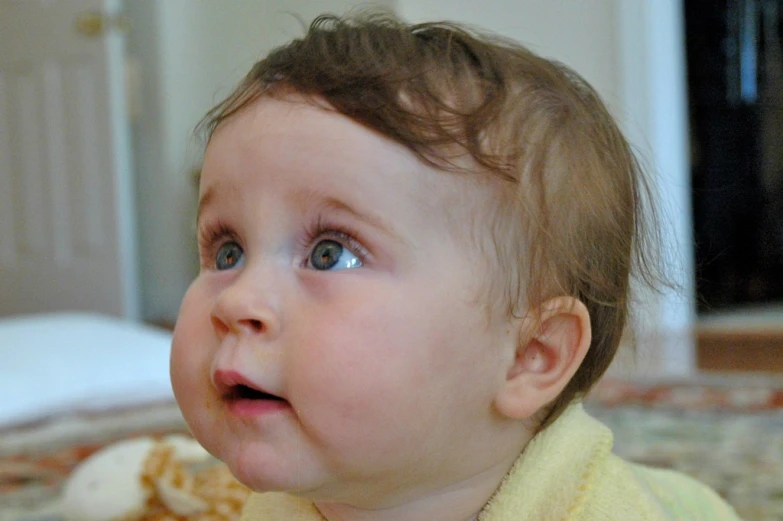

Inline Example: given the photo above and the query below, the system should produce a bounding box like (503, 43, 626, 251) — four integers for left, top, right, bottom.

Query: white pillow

(0, 313, 175, 427)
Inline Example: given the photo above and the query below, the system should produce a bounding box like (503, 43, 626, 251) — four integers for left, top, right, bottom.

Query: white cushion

(0, 313, 174, 427)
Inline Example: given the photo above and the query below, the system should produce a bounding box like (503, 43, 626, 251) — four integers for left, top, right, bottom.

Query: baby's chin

(227, 457, 393, 509)
(217, 438, 326, 494)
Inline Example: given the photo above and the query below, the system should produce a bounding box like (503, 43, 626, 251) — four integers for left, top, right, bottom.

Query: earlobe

(494, 297, 591, 420)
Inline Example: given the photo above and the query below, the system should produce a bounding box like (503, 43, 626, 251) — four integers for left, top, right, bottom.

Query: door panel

(0, 0, 138, 318)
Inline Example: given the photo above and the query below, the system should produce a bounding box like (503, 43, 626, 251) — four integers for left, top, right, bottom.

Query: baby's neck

(313, 457, 516, 521)
(316, 497, 482, 521)
(317, 503, 481, 521)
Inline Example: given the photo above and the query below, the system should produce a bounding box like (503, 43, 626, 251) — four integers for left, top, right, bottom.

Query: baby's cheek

(170, 340, 198, 413)
(170, 335, 221, 453)
(292, 339, 412, 428)
(170, 322, 213, 420)
(170, 285, 214, 395)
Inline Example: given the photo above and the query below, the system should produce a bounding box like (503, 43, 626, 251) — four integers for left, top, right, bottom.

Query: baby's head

(201, 13, 655, 422)
(171, 12, 660, 516)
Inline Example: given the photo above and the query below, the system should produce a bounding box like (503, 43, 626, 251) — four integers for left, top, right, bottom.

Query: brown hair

(197, 12, 668, 427)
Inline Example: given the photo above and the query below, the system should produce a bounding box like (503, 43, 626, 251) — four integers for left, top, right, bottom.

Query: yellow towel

(240, 403, 742, 520)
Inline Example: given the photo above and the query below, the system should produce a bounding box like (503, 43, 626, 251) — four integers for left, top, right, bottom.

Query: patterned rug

(0, 401, 189, 521)
(585, 376, 783, 521)
(2, 375, 782, 521)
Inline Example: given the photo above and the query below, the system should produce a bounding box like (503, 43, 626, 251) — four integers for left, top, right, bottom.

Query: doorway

(685, 0, 783, 372)
(685, 0, 783, 312)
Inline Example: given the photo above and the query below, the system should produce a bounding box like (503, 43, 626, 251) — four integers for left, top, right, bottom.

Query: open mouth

(226, 384, 286, 402)
(213, 370, 288, 410)
(220, 382, 290, 417)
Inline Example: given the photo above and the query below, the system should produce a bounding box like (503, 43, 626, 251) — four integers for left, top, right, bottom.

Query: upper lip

(212, 369, 279, 398)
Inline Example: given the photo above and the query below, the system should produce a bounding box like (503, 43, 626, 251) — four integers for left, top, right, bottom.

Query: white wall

(398, 0, 621, 112)
(615, 0, 695, 375)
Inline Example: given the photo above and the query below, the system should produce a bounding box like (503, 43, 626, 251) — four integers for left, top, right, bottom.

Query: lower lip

(225, 398, 290, 418)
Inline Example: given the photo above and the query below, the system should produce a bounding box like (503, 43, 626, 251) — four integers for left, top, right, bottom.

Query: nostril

(211, 315, 229, 336)
(211, 313, 266, 335)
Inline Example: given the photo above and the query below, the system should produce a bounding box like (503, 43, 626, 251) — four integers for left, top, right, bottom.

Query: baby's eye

(308, 239, 362, 271)
(215, 241, 244, 271)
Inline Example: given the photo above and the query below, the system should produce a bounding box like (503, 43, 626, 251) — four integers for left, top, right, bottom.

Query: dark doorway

(685, 0, 783, 313)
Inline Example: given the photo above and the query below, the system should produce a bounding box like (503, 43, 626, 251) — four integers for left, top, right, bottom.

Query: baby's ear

(493, 297, 591, 420)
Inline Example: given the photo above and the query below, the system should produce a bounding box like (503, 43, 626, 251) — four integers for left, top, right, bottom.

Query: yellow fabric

(240, 403, 742, 520)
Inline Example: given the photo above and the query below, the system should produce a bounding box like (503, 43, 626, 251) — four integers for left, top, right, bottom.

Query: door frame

(615, 0, 696, 376)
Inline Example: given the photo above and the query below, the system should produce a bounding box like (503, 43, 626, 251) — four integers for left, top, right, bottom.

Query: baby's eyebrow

(196, 186, 215, 224)
(197, 185, 233, 225)
(292, 188, 407, 245)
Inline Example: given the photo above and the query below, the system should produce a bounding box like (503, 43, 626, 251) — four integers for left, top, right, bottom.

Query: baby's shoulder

(593, 455, 743, 521)
(240, 492, 324, 520)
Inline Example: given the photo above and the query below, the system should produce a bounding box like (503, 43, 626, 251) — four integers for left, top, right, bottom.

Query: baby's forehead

(228, 95, 490, 190)
(204, 96, 498, 235)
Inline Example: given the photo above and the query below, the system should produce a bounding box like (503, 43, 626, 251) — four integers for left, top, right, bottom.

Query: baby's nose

(210, 271, 282, 338)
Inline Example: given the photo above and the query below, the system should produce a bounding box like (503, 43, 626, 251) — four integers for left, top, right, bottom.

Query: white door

(0, 0, 139, 318)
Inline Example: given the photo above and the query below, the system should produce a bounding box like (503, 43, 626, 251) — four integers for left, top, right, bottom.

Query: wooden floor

(697, 329, 783, 372)
(697, 306, 783, 373)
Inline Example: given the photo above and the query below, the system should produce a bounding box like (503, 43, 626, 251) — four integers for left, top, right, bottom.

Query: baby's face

(171, 96, 524, 508)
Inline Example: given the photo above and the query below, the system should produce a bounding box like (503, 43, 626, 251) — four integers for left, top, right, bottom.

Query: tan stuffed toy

(60, 435, 250, 521)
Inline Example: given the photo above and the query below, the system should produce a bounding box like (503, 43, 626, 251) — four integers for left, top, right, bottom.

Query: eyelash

(197, 220, 238, 268)
(299, 216, 370, 267)
(196, 217, 370, 269)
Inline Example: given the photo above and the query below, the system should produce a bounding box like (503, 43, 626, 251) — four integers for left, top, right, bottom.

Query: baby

(170, 13, 742, 521)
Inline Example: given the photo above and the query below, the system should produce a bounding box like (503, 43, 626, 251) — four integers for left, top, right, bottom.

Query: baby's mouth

(213, 370, 288, 405)
(220, 381, 290, 417)
(225, 384, 286, 402)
